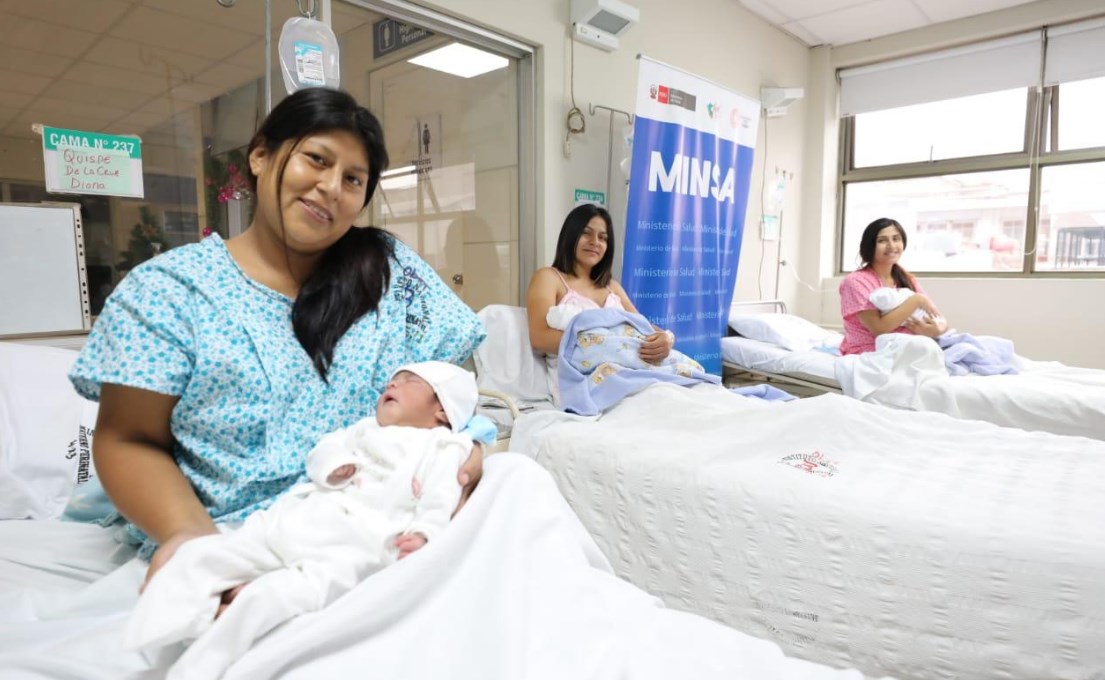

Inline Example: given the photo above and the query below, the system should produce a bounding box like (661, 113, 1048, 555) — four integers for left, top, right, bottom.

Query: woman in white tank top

(525, 204, 675, 402)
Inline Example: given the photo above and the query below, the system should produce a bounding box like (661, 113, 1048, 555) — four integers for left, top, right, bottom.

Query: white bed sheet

(723, 334, 1105, 440)
(834, 334, 1105, 441)
(0, 455, 870, 680)
(721, 336, 839, 384)
(510, 384, 1105, 680)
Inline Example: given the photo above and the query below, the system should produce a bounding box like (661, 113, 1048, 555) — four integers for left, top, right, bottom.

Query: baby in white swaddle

(125, 361, 479, 680)
(868, 287, 947, 331)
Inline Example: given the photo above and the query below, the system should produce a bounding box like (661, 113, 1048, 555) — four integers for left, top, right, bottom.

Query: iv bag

(278, 16, 341, 93)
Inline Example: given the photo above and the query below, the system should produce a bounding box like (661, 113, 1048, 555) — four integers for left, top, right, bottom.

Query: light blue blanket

(557, 308, 721, 415)
(936, 332, 1019, 376)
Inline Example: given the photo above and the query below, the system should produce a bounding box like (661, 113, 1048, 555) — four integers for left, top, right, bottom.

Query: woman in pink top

(526, 204, 675, 364)
(839, 217, 948, 355)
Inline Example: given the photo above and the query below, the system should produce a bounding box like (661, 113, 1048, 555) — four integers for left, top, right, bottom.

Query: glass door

(366, 44, 520, 309)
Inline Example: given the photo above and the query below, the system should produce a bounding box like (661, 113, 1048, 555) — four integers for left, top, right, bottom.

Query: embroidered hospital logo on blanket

(779, 451, 838, 478)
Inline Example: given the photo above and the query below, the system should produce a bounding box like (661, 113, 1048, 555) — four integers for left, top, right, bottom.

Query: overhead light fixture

(407, 43, 508, 79)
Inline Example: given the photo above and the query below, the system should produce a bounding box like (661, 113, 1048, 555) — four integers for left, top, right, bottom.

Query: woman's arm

(525, 268, 565, 355)
(95, 384, 215, 544)
(854, 294, 930, 336)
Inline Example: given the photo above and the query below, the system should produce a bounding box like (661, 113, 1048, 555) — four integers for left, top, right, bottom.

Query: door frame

(339, 0, 537, 306)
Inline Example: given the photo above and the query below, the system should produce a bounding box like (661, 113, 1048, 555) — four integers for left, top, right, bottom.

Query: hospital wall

(799, 0, 1105, 369)
(427, 0, 811, 294)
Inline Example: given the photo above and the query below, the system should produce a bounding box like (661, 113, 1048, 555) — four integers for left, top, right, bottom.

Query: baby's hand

(395, 533, 427, 559)
(326, 464, 358, 486)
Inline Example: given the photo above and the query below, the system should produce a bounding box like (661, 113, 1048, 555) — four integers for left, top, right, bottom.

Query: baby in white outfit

(125, 361, 479, 680)
(868, 287, 945, 327)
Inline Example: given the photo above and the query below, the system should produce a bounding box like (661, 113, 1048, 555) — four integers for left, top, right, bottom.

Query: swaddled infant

(868, 287, 946, 329)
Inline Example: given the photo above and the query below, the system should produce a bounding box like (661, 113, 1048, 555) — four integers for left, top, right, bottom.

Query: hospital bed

(0, 340, 875, 680)
(721, 300, 842, 397)
(477, 305, 1105, 680)
(722, 301, 1105, 441)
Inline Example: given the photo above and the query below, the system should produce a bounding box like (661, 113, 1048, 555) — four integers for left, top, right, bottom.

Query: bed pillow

(473, 305, 552, 405)
(0, 342, 100, 520)
(727, 313, 840, 353)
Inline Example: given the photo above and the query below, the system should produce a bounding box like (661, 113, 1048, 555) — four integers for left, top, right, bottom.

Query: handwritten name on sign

(42, 126, 145, 198)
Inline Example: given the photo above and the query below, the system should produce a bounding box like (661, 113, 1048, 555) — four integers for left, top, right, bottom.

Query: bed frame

(721, 300, 842, 398)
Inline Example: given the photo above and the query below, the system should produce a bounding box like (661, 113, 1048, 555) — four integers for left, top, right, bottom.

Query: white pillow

(473, 305, 552, 405)
(727, 313, 841, 352)
(0, 342, 99, 520)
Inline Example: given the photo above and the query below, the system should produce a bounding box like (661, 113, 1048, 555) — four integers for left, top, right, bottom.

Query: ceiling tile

(0, 46, 72, 79)
(738, 0, 795, 24)
(167, 82, 225, 105)
(798, 0, 928, 46)
(0, 91, 36, 110)
(779, 21, 824, 46)
(192, 62, 263, 92)
(62, 62, 173, 96)
(41, 80, 152, 111)
(911, 0, 1037, 24)
(3, 120, 40, 139)
(225, 40, 268, 70)
(331, 4, 380, 35)
(753, 0, 870, 21)
(6, 0, 132, 34)
(109, 6, 256, 61)
(28, 96, 134, 122)
(107, 110, 177, 134)
(83, 37, 215, 81)
(0, 68, 53, 96)
(0, 13, 100, 58)
(139, 0, 267, 36)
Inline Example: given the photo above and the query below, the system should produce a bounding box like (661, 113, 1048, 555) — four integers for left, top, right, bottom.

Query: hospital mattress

(720, 336, 839, 388)
(510, 384, 1105, 680)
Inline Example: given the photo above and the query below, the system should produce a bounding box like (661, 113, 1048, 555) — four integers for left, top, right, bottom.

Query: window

(838, 18, 1105, 275)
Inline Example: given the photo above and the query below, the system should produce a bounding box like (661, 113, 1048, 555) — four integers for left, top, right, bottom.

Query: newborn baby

(868, 287, 946, 328)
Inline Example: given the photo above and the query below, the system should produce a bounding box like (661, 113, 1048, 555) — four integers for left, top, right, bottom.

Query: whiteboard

(0, 203, 90, 337)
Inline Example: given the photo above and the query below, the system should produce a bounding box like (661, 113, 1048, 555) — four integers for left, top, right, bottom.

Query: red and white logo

(778, 451, 838, 477)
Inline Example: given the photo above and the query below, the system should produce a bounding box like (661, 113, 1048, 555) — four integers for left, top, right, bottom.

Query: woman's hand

(910, 294, 941, 319)
(639, 330, 674, 365)
(453, 442, 484, 517)
(904, 315, 945, 337)
(144, 528, 247, 619)
(141, 528, 215, 593)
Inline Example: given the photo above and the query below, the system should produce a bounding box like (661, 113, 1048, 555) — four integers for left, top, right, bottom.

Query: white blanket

(834, 334, 1105, 440)
(0, 455, 869, 680)
(510, 384, 1105, 680)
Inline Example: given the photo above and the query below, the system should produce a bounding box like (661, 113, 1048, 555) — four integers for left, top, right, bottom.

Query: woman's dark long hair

(552, 204, 615, 288)
(246, 88, 392, 380)
(858, 217, 915, 292)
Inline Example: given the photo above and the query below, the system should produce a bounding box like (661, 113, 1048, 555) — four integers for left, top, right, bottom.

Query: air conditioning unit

(571, 0, 639, 52)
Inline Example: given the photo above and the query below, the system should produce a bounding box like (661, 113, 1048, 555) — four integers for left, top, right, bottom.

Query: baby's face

(376, 371, 446, 429)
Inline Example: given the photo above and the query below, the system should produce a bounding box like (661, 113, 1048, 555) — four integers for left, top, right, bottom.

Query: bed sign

(574, 188, 606, 207)
(41, 126, 145, 199)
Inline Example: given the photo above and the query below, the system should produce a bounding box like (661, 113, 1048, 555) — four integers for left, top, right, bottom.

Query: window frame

(837, 81, 1105, 278)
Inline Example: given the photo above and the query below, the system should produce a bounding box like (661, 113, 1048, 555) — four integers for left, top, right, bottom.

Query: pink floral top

(838, 268, 929, 355)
